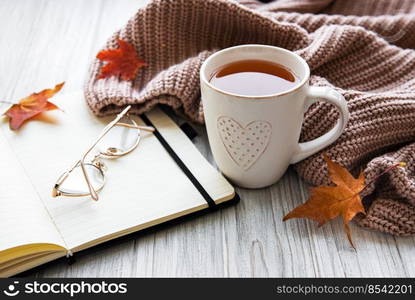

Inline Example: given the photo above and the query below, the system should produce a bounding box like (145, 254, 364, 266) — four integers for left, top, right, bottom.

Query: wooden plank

(1, 0, 414, 278)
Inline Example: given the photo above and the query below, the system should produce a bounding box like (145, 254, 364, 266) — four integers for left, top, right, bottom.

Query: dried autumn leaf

(283, 155, 365, 248)
(96, 39, 146, 81)
(4, 82, 64, 130)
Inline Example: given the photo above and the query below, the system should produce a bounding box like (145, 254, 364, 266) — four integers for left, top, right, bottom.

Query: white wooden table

(1, 0, 414, 277)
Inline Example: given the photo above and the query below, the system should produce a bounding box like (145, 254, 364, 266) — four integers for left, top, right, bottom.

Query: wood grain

(1, 0, 414, 278)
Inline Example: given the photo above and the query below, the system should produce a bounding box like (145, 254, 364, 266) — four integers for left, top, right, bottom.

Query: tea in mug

(210, 59, 298, 97)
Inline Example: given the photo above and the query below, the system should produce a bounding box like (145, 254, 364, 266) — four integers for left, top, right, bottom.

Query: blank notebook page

(0, 132, 65, 251)
(1, 91, 234, 251)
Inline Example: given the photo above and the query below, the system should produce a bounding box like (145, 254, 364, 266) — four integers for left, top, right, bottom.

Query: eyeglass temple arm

(82, 106, 155, 160)
(80, 106, 155, 201)
(116, 122, 155, 132)
(80, 106, 133, 201)
(80, 161, 99, 201)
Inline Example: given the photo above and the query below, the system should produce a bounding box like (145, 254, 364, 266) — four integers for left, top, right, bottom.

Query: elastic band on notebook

(140, 114, 217, 210)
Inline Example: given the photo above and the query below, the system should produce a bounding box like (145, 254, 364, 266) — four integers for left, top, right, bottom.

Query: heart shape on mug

(217, 116, 272, 170)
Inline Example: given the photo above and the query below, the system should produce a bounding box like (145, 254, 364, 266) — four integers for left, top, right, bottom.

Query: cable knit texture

(85, 0, 415, 236)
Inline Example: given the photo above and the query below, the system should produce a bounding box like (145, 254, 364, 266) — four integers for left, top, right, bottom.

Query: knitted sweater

(85, 0, 415, 236)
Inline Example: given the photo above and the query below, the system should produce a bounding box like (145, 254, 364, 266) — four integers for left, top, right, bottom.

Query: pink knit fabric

(85, 0, 415, 236)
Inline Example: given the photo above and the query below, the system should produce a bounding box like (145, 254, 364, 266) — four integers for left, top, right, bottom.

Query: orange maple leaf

(4, 82, 64, 130)
(283, 155, 365, 248)
(96, 39, 146, 81)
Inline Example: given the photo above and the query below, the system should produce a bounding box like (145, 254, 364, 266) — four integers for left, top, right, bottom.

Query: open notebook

(0, 91, 236, 277)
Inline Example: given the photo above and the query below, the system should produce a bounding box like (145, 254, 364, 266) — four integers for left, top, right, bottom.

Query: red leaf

(96, 39, 146, 81)
(4, 82, 64, 130)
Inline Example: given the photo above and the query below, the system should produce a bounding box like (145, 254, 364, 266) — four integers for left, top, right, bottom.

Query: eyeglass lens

(96, 116, 141, 157)
(57, 163, 105, 196)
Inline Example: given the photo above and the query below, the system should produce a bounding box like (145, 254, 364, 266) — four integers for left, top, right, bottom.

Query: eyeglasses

(52, 105, 154, 201)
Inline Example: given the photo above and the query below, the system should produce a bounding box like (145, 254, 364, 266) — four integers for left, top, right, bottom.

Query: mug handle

(290, 86, 349, 164)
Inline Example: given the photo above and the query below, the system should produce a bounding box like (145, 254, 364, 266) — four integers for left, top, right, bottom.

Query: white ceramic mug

(200, 44, 349, 188)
